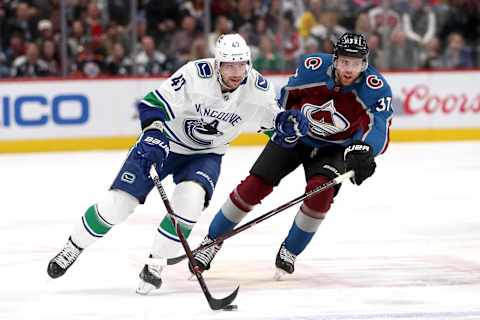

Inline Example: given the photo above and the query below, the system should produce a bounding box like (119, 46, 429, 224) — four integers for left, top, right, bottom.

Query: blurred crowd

(0, 0, 479, 78)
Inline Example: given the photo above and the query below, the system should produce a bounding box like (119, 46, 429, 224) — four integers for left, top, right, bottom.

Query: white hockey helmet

(214, 33, 251, 89)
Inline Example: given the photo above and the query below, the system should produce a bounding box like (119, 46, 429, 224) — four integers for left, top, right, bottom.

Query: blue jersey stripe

(157, 227, 181, 242)
(155, 90, 175, 120)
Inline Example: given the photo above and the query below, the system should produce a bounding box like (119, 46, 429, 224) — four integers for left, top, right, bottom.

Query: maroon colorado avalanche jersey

(278, 53, 394, 156)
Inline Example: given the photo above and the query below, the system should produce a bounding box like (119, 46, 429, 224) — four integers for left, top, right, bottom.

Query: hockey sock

(283, 208, 324, 255)
(208, 175, 273, 239)
(71, 190, 138, 249)
(208, 195, 249, 239)
(151, 181, 205, 258)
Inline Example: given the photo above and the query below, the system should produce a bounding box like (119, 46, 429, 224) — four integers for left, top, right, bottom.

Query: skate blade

(273, 268, 288, 281)
(136, 281, 157, 295)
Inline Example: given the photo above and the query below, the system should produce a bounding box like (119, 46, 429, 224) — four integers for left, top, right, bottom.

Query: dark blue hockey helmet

(334, 32, 369, 70)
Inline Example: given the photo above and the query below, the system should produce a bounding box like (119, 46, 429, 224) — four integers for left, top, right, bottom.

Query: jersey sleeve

(251, 73, 281, 136)
(362, 84, 394, 156)
(138, 63, 189, 128)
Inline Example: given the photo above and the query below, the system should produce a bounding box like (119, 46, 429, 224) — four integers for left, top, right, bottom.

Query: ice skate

(47, 237, 83, 279)
(273, 243, 297, 281)
(136, 255, 164, 295)
(190, 235, 223, 274)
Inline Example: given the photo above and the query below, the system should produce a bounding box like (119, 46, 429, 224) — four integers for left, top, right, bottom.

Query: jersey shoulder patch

(366, 74, 384, 90)
(303, 56, 323, 70)
(195, 61, 213, 78)
(255, 74, 270, 91)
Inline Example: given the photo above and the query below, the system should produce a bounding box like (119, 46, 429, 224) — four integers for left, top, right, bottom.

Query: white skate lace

(147, 264, 163, 278)
(54, 241, 81, 269)
(279, 246, 297, 265)
(195, 237, 222, 267)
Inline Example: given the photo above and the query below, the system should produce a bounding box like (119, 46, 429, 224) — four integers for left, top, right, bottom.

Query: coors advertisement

(386, 71, 480, 129)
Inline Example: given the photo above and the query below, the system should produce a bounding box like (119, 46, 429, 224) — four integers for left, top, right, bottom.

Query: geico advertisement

(0, 79, 159, 140)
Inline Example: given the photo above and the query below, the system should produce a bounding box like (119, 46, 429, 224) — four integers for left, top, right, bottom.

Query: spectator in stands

(169, 15, 201, 68)
(263, 0, 282, 34)
(368, 0, 401, 38)
(275, 12, 300, 71)
(5, 2, 38, 44)
(145, 0, 180, 54)
(36, 19, 56, 47)
(442, 32, 473, 69)
(84, 2, 105, 44)
(402, 0, 436, 66)
(189, 36, 209, 61)
(102, 22, 130, 57)
(135, 35, 168, 76)
(0, 52, 10, 78)
(40, 39, 60, 76)
(419, 36, 444, 69)
(182, 0, 205, 20)
(253, 34, 284, 72)
(68, 20, 88, 59)
(11, 42, 50, 77)
(251, 17, 274, 48)
(136, 16, 148, 43)
(310, 8, 348, 46)
(355, 12, 372, 38)
(4, 32, 26, 66)
(73, 44, 106, 78)
(297, 0, 323, 40)
(367, 32, 386, 69)
(210, 0, 236, 17)
(231, 0, 258, 39)
(438, 0, 480, 50)
(105, 42, 132, 76)
(208, 15, 232, 55)
(387, 29, 415, 69)
(107, 0, 131, 26)
(302, 36, 320, 55)
(238, 24, 259, 61)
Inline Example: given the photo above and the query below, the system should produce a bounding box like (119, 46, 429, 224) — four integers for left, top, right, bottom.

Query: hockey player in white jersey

(47, 34, 308, 294)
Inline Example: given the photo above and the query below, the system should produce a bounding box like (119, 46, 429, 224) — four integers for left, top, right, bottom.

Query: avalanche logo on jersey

(304, 56, 322, 70)
(184, 119, 223, 146)
(301, 100, 350, 137)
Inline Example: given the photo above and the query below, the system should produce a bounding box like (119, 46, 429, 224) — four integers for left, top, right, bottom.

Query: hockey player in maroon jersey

(191, 32, 394, 278)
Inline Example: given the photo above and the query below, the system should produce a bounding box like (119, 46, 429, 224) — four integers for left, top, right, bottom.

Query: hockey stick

(151, 166, 239, 310)
(166, 170, 354, 266)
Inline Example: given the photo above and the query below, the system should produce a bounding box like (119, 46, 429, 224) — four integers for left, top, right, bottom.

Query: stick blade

(208, 285, 240, 310)
(166, 254, 187, 265)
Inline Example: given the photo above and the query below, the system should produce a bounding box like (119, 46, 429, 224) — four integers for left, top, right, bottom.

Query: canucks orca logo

(184, 119, 223, 146)
(301, 100, 350, 137)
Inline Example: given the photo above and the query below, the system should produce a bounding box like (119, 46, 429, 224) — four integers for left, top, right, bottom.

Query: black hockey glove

(271, 109, 309, 148)
(344, 141, 376, 185)
(135, 121, 170, 175)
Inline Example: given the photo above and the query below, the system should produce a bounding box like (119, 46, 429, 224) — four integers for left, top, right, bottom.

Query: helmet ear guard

(333, 33, 369, 72)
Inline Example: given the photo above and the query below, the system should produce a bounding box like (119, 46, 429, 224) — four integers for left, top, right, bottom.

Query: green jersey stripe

(158, 216, 192, 240)
(83, 205, 112, 236)
(142, 92, 172, 121)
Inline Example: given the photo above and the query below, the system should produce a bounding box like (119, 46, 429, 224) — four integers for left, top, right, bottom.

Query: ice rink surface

(1, 142, 480, 320)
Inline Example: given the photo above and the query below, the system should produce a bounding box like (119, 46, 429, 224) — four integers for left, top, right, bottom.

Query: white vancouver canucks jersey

(139, 58, 280, 155)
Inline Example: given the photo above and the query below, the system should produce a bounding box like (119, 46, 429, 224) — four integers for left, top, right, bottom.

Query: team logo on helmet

(184, 119, 223, 146)
(304, 56, 322, 70)
(302, 100, 349, 137)
(366, 75, 384, 89)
